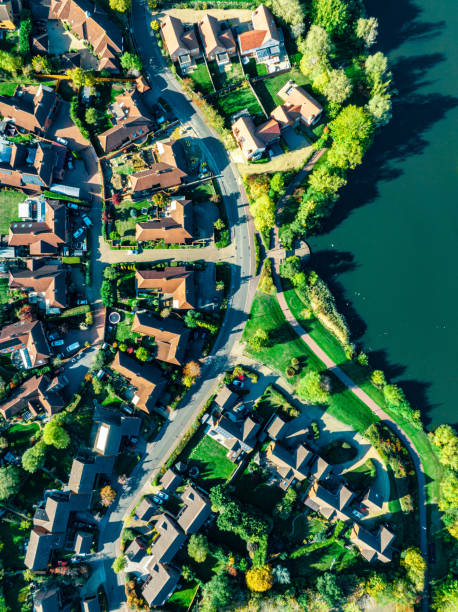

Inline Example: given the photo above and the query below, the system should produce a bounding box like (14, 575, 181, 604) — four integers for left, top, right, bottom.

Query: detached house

(0, 85, 59, 135)
(132, 310, 190, 366)
(271, 81, 323, 127)
(198, 14, 236, 65)
(9, 259, 68, 313)
(135, 266, 195, 310)
(0, 319, 50, 370)
(232, 115, 280, 161)
(304, 481, 355, 522)
(208, 412, 261, 462)
(0, 373, 67, 420)
(0, 141, 66, 193)
(237, 5, 284, 65)
(0, 1, 17, 30)
(8, 199, 67, 255)
(160, 15, 200, 71)
(136, 197, 193, 245)
(350, 524, 395, 563)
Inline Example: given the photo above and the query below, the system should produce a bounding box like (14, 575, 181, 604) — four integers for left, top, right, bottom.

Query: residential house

(213, 385, 238, 412)
(34, 587, 68, 612)
(177, 485, 212, 534)
(160, 14, 200, 70)
(98, 89, 154, 154)
(135, 266, 195, 309)
(24, 526, 63, 570)
(8, 199, 67, 255)
(0, 319, 50, 370)
(160, 468, 182, 494)
(73, 530, 93, 555)
(0, 85, 59, 134)
(304, 481, 355, 521)
(145, 515, 186, 565)
(361, 487, 384, 513)
(198, 14, 236, 65)
(271, 81, 322, 127)
(129, 163, 187, 195)
(81, 596, 101, 612)
(0, 373, 67, 420)
(32, 32, 49, 55)
(266, 414, 309, 447)
(110, 351, 166, 414)
(0, 1, 17, 29)
(68, 455, 115, 495)
(136, 197, 193, 245)
(0, 141, 66, 193)
(49, 0, 123, 72)
(93, 413, 141, 456)
(207, 411, 261, 462)
(350, 524, 395, 563)
(135, 496, 157, 522)
(237, 5, 283, 65)
(266, 442, 314, 490)
(132, 310, 190, 366)
(9, 259, 68, 313)
(136, 76, 150, 93)
(232, 115, 280, 161)
(141, 562, 181, 608)
(125, 537, 147, 563)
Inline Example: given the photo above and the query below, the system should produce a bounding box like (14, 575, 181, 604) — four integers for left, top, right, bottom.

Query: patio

(47, 21, 99, 69)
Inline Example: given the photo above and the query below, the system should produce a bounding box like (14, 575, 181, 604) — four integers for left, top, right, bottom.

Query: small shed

(74, 530, 93, 555)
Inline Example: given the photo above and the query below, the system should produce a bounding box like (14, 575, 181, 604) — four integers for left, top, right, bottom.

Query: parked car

(48, 332, 60, 341)
(128, 249, 138, 255)
(73, 227, 84, 239)
(157, 491, 168, 500)
(66, 342, 80, 354)
(67, 202, 79, 210)
(51, 339, 65, 347)
(67, 158, 73, 169)
(352, 509, 364, 520)
(76, 298, 88, 305)
(152, 496, 162, 504)
(82, 215, 92, 227)
(56, 137, 68, 145)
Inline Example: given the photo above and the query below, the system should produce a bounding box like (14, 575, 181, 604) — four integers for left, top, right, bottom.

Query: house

(0, 85, 59, 134)
(129, 163, 187, 195)
(160, 14, 200, 70)
(232, 115, 280, 161)
(266, 414, 309, 447)
(361, 487, 384, 513)
(98, 89, 154, 154)
(267, 442, 313, 489)
(33, 587, 69, 612)
(160, 468, 182, 494)
(145, 514, 186, 564)
(0, 1, 16, 29)
(135, 266, 195, 309)
(24, 526, 63, 570)
(125, 537, 147, 562)
(237, 5, 283, 64)
(49, 0, 123, 72)
(68, 454, 115, 495)
(132, 311, 190, 366)
(8, 198, 67, 256)
(135, 496, 157, 522)
(0, 141, 66, 193)
(198, 14, 236, 65)
(207, 412, 261, 462)
(93, 413, 141, 456)
(304, 481, 354, 521)
(0, 319, 50, 371)
(350, 524, 395, 563)
(141, 562, 181, 608)
(73, 530, 93, 555)
(110, 351, 166, 414)
(177, 485, 212, 534)
(0, 373, 67, 420)
(136, 197, 193, 245)
(81, 596, 101, 612)
(271, 81, 322, 127)
(213, 386, 238, 412)
(32, 32, 49, 55)
(9, 259, 68, 313)
(136, 76, 150, 93)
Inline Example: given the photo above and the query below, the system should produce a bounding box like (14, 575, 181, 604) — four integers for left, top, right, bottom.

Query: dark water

(309, 0, 458, 429)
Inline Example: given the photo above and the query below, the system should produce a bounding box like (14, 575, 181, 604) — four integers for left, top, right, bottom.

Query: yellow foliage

(245, 565, 273, 592)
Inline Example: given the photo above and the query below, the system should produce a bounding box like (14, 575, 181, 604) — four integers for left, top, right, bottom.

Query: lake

(309, 0, 458, 429)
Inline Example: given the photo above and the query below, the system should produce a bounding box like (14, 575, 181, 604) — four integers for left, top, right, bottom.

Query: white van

(66, 342, 80, 353)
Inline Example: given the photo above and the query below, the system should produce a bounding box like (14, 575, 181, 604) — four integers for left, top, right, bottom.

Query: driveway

(282, 126, 310, 151)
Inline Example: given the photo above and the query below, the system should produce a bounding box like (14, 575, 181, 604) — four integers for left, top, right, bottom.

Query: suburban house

(0, 373, 67, 420)
(68, 455, 115, 495)
(135, 266, 195, 310)
(237, 4, 284, 66)
(198, 14, 236, 65)
(9, 259, 69, 313)
(135, 496, 157, 522)
(129, 163, 187, 195)
(160, 14, 200, 71)
(271, 81, 323, 127)
(0, 85, 59, 135)
(93, 413, 141, 456)
(207, 410, 261, 462)
(266, 442, 314, 490)
(49, 0, 123, 72)
(141, 563, 181, 608)
(232, 115, 280, 161)
(0, 1, 17, 29)
(8, 199, 67, 256)
(176, 485, 212, 534)
(0, 140, 66, 193)
(98, 89, 154, 154)
(125, 537, 147, 563)
(33, 587, 70, 612)
(0, 319, 50, 370)
(362, 487, 384, 513)
(132, 310, 190, 366)
(110, 351, 166, 414)
(213, 386, 238, 412)
(160, 468, 183, 494)
(136, 197, 193, 245)
(304, 481, 355, 521)
(350, 524, 395, 563)
(81, 596, 101, 612)
(73, 530, 93, 554)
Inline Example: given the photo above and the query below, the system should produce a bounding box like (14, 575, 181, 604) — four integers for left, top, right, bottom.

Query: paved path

(98, 242, 235, 264)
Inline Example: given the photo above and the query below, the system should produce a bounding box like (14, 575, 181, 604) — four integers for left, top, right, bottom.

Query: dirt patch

(157, 8, 252, 25)
(235, 143, 314, 174)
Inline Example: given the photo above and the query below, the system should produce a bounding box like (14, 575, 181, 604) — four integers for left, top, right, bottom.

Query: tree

(85, 107, 98, 125)
(183, 361, 201, 379)
(311, 0, 349, 36)
(300, 24, 332, 60)
(0, 465, 20, 500)
(274, 487, 297, 519)
(279, 256, 301, 280)
(383, 384, 405, 407)
(366, 93, 392, 126)
(112, 554, 127, 573)
(430, 424, 458, 470)
(187, 533, 209, 563)
(100, 485, 117, 507)
(135, 346, 149, 362)
(109, 0, 131, 12)
(270, 0, 307, 37)
(371, 369, 386, 387)
(438, 471, 458, 512)
(246, 565, 273, 592)
(0, 50, 23, 75)
(308, 165, 347, 197)
(296, 370, 330, 404)
(247, 329, 268, 352)
(160, 308, 171, 318)
(272, 564, 290, 584)
(324, 69, 352, 104)
(316, 572, 343, 608)
(251, 194, 275, 235)
(92, 350, 107, 371)
(32, 54, 52, 73)
(66, 67, 86, 87)
(214, 218, 225, 230)
(120, 52, 142, 71)
(401, 547, 426, 592)
(151, 19, 159, 31)
(182, 565, 196, 582)
(432, 577, 458, 611)
(17, 304, 33, 322)
(22, 441, 47, 473)
(209, 484, 231, 511)
(0, 437, 7, 450)
(92, 376, 103, 395)
(365, 52, 389, 89)
(328, 105, 374, 169)
(270, 172, 285, 193)
(356, 17, 378, 47)
(199, 574, 240, 612)
(184, 310, 201, 328)
(43, 419, 70, 449)
(101, 279, 115, 307)
(103, 266, 118, 280)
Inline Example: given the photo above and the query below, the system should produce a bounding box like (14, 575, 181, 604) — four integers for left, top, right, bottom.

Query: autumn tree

(32, 54, 52, 73)
(109, 0, 131, 12)
(100, 485, 117, 507)
(246, 565, 274, 592)
(17, 304, 33, 322)
(187, 533, 209, 563)
(401, 547, 426, 592)
(43, 419, 70, 449)
(296, 369, 330, 404)
(183, 361, 201, 379)
(66, 67, 85, 87)
(356, 17, 378, 47)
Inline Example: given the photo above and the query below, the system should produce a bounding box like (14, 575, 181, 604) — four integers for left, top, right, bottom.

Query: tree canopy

(109, 0, 131, 12)
(43, 419, 70, 449)
(22, 441, 47, 474)
(311, 0, 349, 36)
(187, 533, 209, 563)
(120, 52, 142, 71)
(296, 369, 330, 404)
(0, 465, 20, 500)
(246, 565, 274, 592)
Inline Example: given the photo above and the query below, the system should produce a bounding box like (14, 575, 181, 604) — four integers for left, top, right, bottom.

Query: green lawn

(216, 86, 263, 121)
(187, 434, 236, 489)
(188, 61, 214, 95)
(0, 520, 29, 611)
(0, 279, 9, 305)
(253, 67, 312, 113)
(115, 312, 135, 343)
(0, 190, 25, 234)
(244, 58, 268, 78)
(6, 423, 40, 450)
(209, 58, 244, 90)
(167, 584, 199, 610)
(345, 459, 377, 491)
(0, 82, 17, 96)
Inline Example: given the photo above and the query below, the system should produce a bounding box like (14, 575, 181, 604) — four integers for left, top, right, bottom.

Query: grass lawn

(115, 312, 135, 343)
(254, 384, 297, 420)
(345, 459, 377, 491)
(186, 434, 236, 489)
(216, 86, 263, 121)
(244, 58, 268, 78)
(0, 82, 17, 96)
(167, 584, 199, 610)
(209, 58, 244, 90)
(0, 278, 9, 305)
(253, 67, 312, 113)
(0, 520, 29, 611)
(6, 423, 40, 450)
(114, 199, 150, 239)
(114, 163, 134, 175)
(0, 190, 25, 234)
(189, 62, 214, 94)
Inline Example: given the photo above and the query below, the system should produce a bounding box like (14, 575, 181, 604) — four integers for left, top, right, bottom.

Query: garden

(184, 61, 214, 95)
(215, 86, 264, 123)
(0, 189, 25, 234)
(208, 58, 244, 90)
(252, 67, 312, 113)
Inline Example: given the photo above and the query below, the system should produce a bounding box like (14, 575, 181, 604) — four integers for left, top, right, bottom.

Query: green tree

(279, 256, 301, 280)
(430, 424, 458, 470)
(308, 165, 347, 197)
(371, 369, 386, 387)
(365, 52, 390, 89)
(356, 17, 378, 47)
(401, 547, 426, 592)
(120, 52, 142, 71)
(272, 564, 290, 584)
(0, 465, 20, 500)
(0, 50, 23, 75)
(299, 24, 332, 60)
(311, 0, 349, 36)
(438, 471, 458, 512)
(85, 107, 98, 125)
(247, 329, 268, 352)
(135, 346, 149, 362)
(270, 0, 307, 37)
(296, 370, 330, 405)
(66, 67, 85, 87)
(270, 172, 285, 193)
(101, 279, 115, 307)
(31, 54, 52, 73)
(209, 484, 231, 511)
(109, 0, 131, 11)
(251, 194, 275, 235)
(42, 419, 70, 449)
(21, 441, 47, 474)
(184, 310, 201, 328)
(112, 554, 127, 573)
(199, 574, 240, 612)
(213, 218, 225, 230)
(328, 105, 374, 169)
(316, 572, 343, 608)
(324, 69, 352, 105)
(432, 577, 458, 611)
(187, 533, 209, 563)
(366, 93, 392, 126)
(383, 384, 405, 407)
(103, 266, 118, 280)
